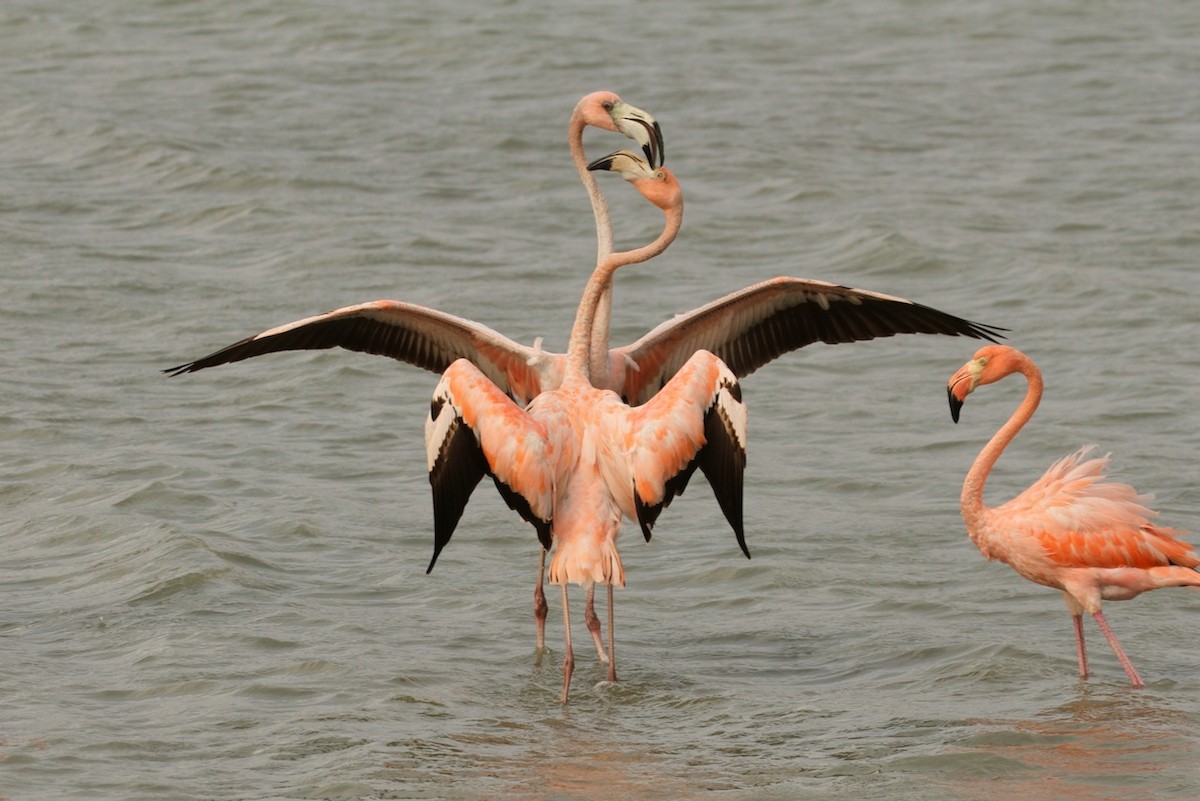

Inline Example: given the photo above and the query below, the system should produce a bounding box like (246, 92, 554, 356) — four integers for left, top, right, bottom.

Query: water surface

(3, 2, 1199, 799)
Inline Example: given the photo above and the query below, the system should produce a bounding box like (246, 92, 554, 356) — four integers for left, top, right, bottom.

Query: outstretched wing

(623, 350, 749, 557)
(164, 300, 555, 404)
(425, 359, 558, 573)
(616, 277, 1006, 405)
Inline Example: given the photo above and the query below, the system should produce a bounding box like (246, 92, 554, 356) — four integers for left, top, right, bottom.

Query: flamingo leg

(1072, 613, 1088, 679)
(605, 583, 617, 684)
(560, 584, 575, 704)
(1092, 611, 1145, 688)
(584, 585, 609, 663)
(533, 549, 548, 651)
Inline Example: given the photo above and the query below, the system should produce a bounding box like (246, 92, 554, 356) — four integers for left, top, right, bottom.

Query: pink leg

(560, 584, 574, 704)
(1092, 611, 1144, 688)
(605, 583, 617, 684)
(584, 585, 609, 663)
(1072, 614, 1088, 679)
(533, 550, 548, 651)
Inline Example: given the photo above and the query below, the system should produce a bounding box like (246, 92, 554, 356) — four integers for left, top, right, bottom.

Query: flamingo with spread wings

(425, 151, 747, 702)
(948, 345, 1200, 687)
(165, 90, 664, 660)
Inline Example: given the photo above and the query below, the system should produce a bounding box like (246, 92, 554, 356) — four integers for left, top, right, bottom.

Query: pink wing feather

(997, 447, 1198, 571)
(622, 351, 749, 556)
(425, 359, 562, 571)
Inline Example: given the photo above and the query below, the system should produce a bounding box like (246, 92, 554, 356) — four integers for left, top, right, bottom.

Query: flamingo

(947, 344, 1200, 687)
(425, 150, 747, 702)
(165, 90, 664, 661)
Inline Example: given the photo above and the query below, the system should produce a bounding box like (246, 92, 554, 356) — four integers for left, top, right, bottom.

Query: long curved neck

(568, 111, 615, 389)
(564, 205, 681, 384)
(961, 359, 1043, 527)
(568, 114, 614, 263)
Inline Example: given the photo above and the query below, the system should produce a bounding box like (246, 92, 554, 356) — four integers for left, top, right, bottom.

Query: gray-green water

(3, 2, 1200, 799)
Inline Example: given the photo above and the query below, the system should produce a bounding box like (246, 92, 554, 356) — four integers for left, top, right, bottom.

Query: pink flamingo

(425, 150, 747, 702)
(947, 344, 1200, 687)
(166, 90, 663, 661)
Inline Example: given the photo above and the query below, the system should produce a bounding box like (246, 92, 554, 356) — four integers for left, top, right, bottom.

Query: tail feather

(1144, 565, 1200, 588)
(1144, 524, 1200, 569)
(548, 536, 625, 589)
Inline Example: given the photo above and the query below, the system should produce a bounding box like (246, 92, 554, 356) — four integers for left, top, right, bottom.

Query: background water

(3, 1, 1199, 799)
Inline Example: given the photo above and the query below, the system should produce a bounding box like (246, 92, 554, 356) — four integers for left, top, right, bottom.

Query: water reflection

(919, 688, 1198, 800)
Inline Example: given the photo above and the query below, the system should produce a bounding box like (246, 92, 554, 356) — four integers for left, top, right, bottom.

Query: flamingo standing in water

(166, 90, 664, 660)
(947, 344, 1200, 687)
(425, 150, 747, 702)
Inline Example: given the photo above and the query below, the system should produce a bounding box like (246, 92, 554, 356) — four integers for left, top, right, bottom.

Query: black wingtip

(534, 520, 552, 552)
(633, 488, 655, 543)
(969, 321, 1009, 343)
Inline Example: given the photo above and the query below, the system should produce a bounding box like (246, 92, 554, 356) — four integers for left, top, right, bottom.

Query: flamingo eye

(602, 101, 614, 111)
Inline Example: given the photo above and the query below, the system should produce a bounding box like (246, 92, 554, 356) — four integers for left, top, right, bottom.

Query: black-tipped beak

(948, 386, 963, 423)
(623, 116, 664, 168)
(648, 119, 665, 167)
(587, 153, 618, 172)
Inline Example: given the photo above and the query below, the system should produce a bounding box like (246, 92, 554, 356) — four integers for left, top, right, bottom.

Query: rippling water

(3, 2, 1200, 799)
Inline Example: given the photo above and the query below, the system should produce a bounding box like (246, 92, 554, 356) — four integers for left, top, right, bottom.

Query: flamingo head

(587, 149, 682, 212)
(947, 344, 1026, 422)
(575, 91, 665, 168)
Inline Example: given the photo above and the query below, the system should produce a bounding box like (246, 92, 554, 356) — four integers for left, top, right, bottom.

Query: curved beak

(610, 102, 664, 168)
(587, 149, 651, 179)
(586, 152, 620, 172)
(946, 366, 975, 423)
(948, 384, 964, 423)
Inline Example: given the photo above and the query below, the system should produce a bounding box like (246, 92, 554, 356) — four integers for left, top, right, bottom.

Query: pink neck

(568, 109, 614, 388)
(568, 113, 613, 263)
(961, 358, 1043, 526)
(565, 204, 682, 383)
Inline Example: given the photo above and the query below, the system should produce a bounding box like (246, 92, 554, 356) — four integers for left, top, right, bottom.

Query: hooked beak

(586, 149, 650, 179)
(946, 367, 975, 424)
(633, 117, 665, 168)
(948, 385, 964, 423)
(587, 152, 620, 172)
(611, 103, 664, 168)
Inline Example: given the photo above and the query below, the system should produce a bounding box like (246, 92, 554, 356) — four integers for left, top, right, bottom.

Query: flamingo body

(428, 350, 745, 585)
(948, 344, 1200, 687)
(424, 154, 748, 701)
(424, 154, 747, 576)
